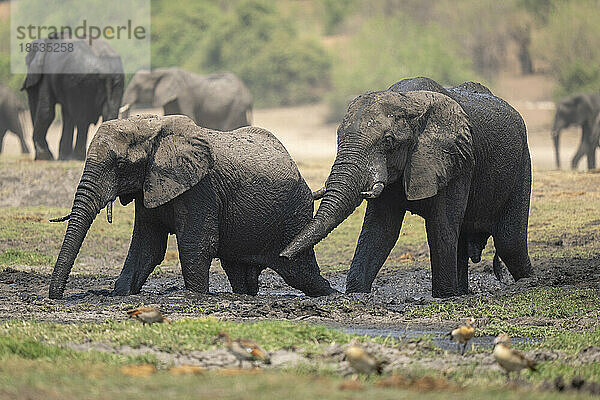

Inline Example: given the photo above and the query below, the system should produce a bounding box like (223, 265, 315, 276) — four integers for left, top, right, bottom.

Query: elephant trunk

(552, 129, 561, 169)
(49, 161, 107, 299)
(281, 149, 371, 259)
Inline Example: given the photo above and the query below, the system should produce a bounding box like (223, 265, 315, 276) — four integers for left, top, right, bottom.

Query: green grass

(0, 319, 382, 354)
(408, 287, 600, 342)
(0, 320, 597, 399)
(0, 249, 53, 267)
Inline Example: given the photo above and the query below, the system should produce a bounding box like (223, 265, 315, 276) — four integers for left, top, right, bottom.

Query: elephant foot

(35, 151, 54, 161)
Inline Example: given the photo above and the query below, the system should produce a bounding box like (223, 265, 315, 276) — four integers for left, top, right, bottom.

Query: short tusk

(49, 213, 71, 223)
(312, 186, 326, 200)
(361, 182, 385, 199)
(106, 201, 113, 224)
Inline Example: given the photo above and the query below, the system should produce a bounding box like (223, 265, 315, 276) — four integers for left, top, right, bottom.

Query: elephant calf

(49, 115, 336, 299)
(0, 85, 29, 154)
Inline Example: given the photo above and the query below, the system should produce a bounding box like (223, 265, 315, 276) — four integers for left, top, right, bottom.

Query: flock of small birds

(124, 308, 547, 385)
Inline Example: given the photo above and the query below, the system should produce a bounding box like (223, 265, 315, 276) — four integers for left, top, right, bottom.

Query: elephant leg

(0, 128, 6, 153)
(425, 181, 470, 298)
(113, 211, 168, 295)
(272, 249, 336, 297)
(221, 260, 263, 295)
(585, 140, 597, 170)
(493, 152, 533, 281)
(58, 111, 75, 160)
(457, 233, 469, 295)
(72, 122, 89, 160)
(174, 188, 219, 293)
(346, 193, 406, 293)
(31, 89, 55, 160)
(571, 129, 589, 170)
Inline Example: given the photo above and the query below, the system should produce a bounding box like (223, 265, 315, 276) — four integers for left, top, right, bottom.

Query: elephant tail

(246, 108, 253, 126)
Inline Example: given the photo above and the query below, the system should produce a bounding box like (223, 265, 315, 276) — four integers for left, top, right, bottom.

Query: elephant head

(551, 94, 595, 167)
(281, 90, 473, 259)
(122, 68, 185, 109)
(49, 115, 213, 299)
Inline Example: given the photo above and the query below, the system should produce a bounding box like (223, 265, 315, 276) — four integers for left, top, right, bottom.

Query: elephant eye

(383, 134, 395, 147)
(367, 119, 374, 127)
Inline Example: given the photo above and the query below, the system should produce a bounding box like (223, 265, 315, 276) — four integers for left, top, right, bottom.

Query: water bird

(449, 317, 476, 355)
(127, 306, 171, 325)
(217, 331, 270, 367)
(343, 341, 383, 375)
(493, 334, 537, 378)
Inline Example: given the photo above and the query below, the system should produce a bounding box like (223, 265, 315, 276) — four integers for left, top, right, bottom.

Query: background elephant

(49, 114, 335, 299)
(551, 93, 600, 170)
(22, 36, 124, 160)
(0, 85, 29, 154)
(122, 68, 252, 131)
(282, 77, 533, 298)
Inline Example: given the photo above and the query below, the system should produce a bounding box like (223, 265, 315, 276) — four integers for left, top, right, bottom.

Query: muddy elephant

(49, 114, 335, 299)
(282, 77, 533, 298)
(552, 93, 600, 170)
(122, 68, 252, 131)
(22, 35, 124, 160)
(0, 85, 29, 154)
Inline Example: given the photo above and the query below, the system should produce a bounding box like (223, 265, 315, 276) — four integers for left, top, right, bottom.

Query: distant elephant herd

(0, 36, 597, 299)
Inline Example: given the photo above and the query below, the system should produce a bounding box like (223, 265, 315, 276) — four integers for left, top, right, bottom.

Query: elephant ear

(143, 116, 214, 208)
(22, 39, 47, 89)
(153, 70, 185, 107)
(393, 91, 474, 201)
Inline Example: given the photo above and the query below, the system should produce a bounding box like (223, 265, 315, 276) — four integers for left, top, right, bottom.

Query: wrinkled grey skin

(282, 77, 533, 298)
(22, 36, 124, 160)
(49, 114, 335, 299)
(122, 68, 252, 131)
(0, 85, 29, 154)
(552, 93, 600, 170)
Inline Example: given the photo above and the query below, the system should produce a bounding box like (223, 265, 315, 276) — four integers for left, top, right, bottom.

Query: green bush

(327, 15, 479, 121)
(183, 0, 331, 107)
(534, 0, 600, 98)
(150, 0, 223, 69)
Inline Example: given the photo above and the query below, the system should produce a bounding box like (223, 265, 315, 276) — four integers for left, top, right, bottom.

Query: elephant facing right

(282, 77, 533, 298)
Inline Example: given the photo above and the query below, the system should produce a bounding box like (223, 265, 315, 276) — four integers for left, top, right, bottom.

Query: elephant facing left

(49, 114, 336, 299)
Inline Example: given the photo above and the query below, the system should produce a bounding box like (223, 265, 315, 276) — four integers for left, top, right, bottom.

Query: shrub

(534, 1, 600, 98)
(327, 15, 479, 121)
(184, 0, 331, 107)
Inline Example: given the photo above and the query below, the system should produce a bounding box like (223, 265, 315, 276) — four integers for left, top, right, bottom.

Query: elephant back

(22, 37, 123, 89)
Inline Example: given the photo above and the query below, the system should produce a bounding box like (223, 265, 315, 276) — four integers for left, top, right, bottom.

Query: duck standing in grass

(493, 334, 537, 379)
(127, 306, 171, 325)
(344, 341, 383, 375)
(449, 317, 476, 355)
(217, 331, 270, 367)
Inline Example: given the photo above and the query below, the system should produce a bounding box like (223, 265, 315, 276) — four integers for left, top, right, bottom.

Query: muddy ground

(0, 74, 599, 337)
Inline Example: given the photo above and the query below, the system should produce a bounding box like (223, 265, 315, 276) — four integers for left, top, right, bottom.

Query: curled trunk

(281, 152, 366, 259)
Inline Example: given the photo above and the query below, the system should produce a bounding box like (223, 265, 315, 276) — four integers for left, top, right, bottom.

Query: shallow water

(340, 326, 537, 351)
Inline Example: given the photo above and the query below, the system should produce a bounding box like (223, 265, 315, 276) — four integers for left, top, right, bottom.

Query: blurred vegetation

(533, 0, 600, 98)
(325, 14, 478, 121)
(1, 0, 600, 108)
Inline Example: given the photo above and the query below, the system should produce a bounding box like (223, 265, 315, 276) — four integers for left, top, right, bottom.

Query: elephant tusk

(361, 182, 385, 199)
(49, 213, 71, 223)
(312, 186, 326, 200)
(106, 201, 113, 224)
